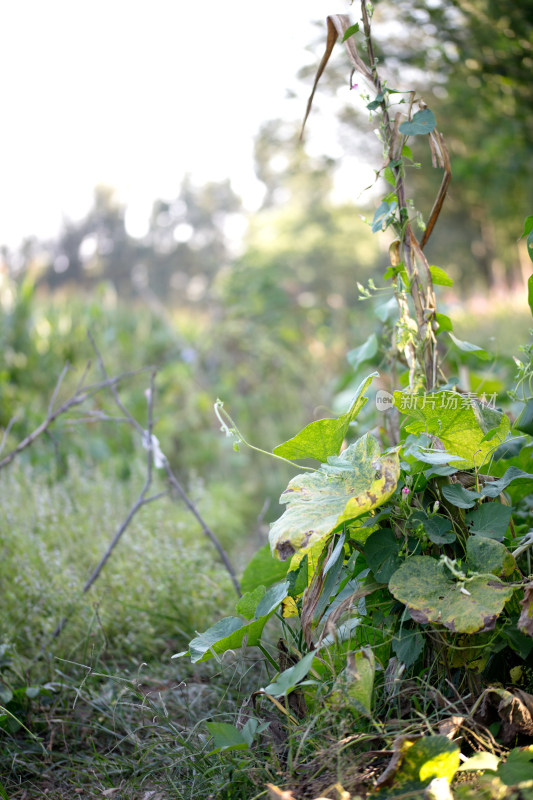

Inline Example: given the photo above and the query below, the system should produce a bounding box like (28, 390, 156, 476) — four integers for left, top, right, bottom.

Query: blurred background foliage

(0, 0, 532, 630)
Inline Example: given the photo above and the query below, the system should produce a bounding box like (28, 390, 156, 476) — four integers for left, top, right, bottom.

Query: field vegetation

(1, 2, 533, 798)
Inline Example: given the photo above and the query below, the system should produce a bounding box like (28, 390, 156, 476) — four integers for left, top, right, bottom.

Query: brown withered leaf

(301, 15, 372, 137)
(438, 716, 465, 739)
(518, 581, 533, 637)
(477, 687, 533, 745)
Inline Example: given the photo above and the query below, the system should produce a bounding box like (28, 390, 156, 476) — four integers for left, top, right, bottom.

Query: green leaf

(206, 721, 249, 753)
(497, 746, 533, 786)
(240, 544, 289, 594)
(441, 484, 482, 509)
(383, 166, 396, 185)
(466, 536, 515, 577)
(520, 215, 533, 239)
(367, 93, 385, 111)
(0, 780, 7, 800)
(342, 22, 360, 41)
(434, 312, 453, 333)
(528, 275, 533, 315)
(347, 336, 379, 371)
(389, 556, 514, 633)
(372, 200, 397, 233)
(235, 585, 266, 620)
(263, 651, 316, 697)
(0, 686, 13, 704)
(528, 230, 533, 263)
(273, 372, 377, 462)
(287, 554, 308, 598)
(375, 296, 399, 323)
(269, 434, 400, 560)
(324, 531, 346, 575)
(515, 397, 533, 435)
(429, 265, 453, 286)
(177, 615, 270, 663)
(481, 466, 533, 498)
(423, 465, 458, 479)
(330, 648, 375, 716)
(399, 108, 436, 136)
(254, 581, 289, 619)
(394, 390, 510, 469)
(364, 529, 402, 582)
(413, 448, 464, 465)
(465, 503, 513, 539)
(448, 332, 491, 360)
(392, 629, 424, 668)
(409, 511, 455, 544)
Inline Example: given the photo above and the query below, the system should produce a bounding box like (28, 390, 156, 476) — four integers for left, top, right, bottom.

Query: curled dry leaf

(477, 687, 533, 745)
(518, 581, 533, 637)
(301, 14, 372, 137)
(438, 716, 465, 740)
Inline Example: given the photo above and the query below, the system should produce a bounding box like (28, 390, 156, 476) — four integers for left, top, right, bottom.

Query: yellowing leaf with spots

(269, 434, 400, 560)
(393, 390, 510, 469)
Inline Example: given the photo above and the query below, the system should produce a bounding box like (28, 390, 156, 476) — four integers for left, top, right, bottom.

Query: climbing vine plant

(176, 3, 533, 791)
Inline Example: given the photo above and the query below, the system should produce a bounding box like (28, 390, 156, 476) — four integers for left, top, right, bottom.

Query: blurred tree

(375, 0, 533, 288)
(337, 0, 533, 289)
(295, 0, 533, 289)
(34, 179, 242, 301)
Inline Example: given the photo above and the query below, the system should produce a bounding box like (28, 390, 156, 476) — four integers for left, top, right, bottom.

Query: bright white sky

(1, 0, 363, 248)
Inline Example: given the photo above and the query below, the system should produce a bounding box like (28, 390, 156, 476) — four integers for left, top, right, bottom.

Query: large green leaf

(394, 391, 510, 469)
(498, 746, 533, 786)
(481, 466, 533, 498)
(174, 615, 269, 663)
(240, 544, 289, 594)
(273, 373, 378, 462)
(269, 434, 400, 560)
(466, 536, 515, 578)
(235, 586, 266, 620)
(389, 557, 514, 633)
(365, 529, 402, 581)
(465, 503, 513, 539)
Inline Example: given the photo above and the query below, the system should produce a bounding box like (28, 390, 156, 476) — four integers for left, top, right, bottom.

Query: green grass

(0, 459, 238, 663)
(0, 459, 264, 798)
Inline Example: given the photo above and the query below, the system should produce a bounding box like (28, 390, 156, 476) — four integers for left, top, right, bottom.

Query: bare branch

(0, 415, 19, 456)
(0, 370, 151, 472)
(163, 461, 241, 597)
(88, 335, 242, 597)
(88, 331, 145, 436)
(48, 363, 71, 416)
